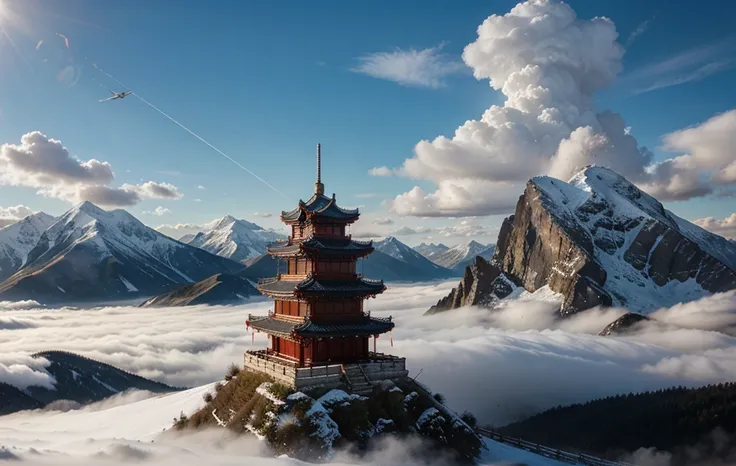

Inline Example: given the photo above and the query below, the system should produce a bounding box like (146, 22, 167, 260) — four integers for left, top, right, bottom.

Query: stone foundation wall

(244, 352, 298, 387)
(244, 351, 409, 391)
(359, 359, 409, 382)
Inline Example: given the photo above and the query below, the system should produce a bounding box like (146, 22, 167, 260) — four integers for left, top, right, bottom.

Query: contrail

(93, 64, 292, 202)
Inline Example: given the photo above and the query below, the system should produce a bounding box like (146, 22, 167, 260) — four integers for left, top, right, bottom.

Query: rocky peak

(425, 257, 516, 315)
(598, 312, 652, 336)
(427, 167, 736, 316)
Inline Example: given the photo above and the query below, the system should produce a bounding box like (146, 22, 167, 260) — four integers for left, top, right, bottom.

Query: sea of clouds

(2, 281, 736, 428)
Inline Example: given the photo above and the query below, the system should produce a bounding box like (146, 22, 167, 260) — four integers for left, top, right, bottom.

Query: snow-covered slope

(414, 242, 449, 259)
(0, 212, 56, 282)
(0, 202, 245, 303)
(373, 236, 454, 279)
(527, 166, 736, 311)
(431, 240, 496, 273)
(185, 215, 286, 262)
(0, 379, 568, 466)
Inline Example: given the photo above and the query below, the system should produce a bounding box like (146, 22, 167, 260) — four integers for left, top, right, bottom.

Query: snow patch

(255, 382, 286, 405)
(118, 276, 138, 292)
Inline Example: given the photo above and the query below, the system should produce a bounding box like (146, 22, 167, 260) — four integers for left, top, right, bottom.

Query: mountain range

(182, 215, 286, 262)
(239, 236, 456, 283)
(429, 240, 495, 274)
(429, 166, 736, 316)
(0, 202, 245, 304)
(0, 206, 465, 305)
(414, 242, 449, 259)
(0, 212, 57, 282)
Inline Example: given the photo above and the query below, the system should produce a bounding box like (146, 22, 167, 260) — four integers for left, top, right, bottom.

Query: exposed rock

(493, 179, 613, 314)
(425, 257, 515, 315)
(599, 312, 651, 336)
(426, 166, 736, 316)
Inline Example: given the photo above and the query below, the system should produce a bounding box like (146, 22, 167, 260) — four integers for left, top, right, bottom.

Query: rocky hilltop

(429, 166, 736, 315)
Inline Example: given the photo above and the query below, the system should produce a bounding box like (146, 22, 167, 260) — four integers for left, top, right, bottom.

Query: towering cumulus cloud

(389, 0, 652, 217)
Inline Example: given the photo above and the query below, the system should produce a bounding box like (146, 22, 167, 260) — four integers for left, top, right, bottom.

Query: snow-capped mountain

(372, 236, 454, 279)
(0, 212, 56, 282)
(185, 215, 286, 262)
(414, 242, 449, 259)
(0, 202, 245, 303)
(430, 166, 736, 315)
(431, 240, 496, 274)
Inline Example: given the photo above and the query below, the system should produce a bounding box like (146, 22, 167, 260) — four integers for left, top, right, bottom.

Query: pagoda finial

(315, 143, 325, 195)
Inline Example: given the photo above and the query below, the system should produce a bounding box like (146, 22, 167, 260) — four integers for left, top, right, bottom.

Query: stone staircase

(342, 363, 372, 395)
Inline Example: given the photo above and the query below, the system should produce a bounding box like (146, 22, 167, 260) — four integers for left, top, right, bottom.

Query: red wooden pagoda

(248, 144, 392, 367)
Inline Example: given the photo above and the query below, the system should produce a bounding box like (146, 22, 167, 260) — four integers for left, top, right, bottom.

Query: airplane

(99, 89, 132, 102)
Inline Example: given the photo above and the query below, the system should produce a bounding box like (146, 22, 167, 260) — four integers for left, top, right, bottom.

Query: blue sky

(1, 0, 736, 245)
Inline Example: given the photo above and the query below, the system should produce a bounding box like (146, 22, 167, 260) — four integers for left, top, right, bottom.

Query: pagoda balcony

(267, 235, 374, 258)
(247, 312, 394, 339)
(257, 274, 386, 299)
(243, 349, 408, 390)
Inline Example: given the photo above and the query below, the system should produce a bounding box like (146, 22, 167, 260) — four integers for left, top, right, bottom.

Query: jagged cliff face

(425, 257, 516, 315)
(428, 166, 736, 316)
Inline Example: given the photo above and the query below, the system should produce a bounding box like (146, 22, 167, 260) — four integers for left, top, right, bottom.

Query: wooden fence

(476, 428, 638, 466)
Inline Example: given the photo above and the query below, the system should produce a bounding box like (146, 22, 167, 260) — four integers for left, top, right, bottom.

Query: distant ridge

(0, 350, 177, 415)
(0, 202, 245, 304)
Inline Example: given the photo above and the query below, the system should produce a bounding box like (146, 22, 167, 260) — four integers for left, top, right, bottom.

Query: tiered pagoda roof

(258, 275, 386, 299)
(268, 236, 374, 258)
(281, 193, 360, 224)
(248, 313, 394, 339)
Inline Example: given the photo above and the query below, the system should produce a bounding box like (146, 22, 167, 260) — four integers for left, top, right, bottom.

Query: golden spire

(314, 143, 325, 195)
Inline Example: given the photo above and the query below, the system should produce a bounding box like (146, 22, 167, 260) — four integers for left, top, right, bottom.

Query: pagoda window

(288, 258, 311, 275)
(314, 224, 344, 237)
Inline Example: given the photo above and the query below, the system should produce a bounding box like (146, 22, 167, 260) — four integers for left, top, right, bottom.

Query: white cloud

(386, 0, 653, 218)
(369, 166, 393, 177)
(351, 43, 465, 89)
(194, 198, 202, 202)
(142, 207, 171, 217)
(2, 282, 736, 431)
(373, 217, 394, 225)
(392, 226, 433, 236)
(694, 213, 736, 240)
(252, 212, 272, 218)
(625, 18, 653, 46)
(155, 222, 205, 238)
(0, 132, 183, 208)
(435, 220, 497, 239)
(197, 185, 206, 190)
(637, 60, 732, 94)
(122, 181, 183, 200)
(640, 110, 736, 200)
(626, 39, 735, 94)
(0, 205, 35, 227)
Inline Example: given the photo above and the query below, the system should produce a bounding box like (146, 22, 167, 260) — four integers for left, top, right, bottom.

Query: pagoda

(244, 145, 406, 391)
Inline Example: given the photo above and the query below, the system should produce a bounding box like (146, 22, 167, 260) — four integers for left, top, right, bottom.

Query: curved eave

(294, 318, 394, 338)
(248, 314, 395, 339)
